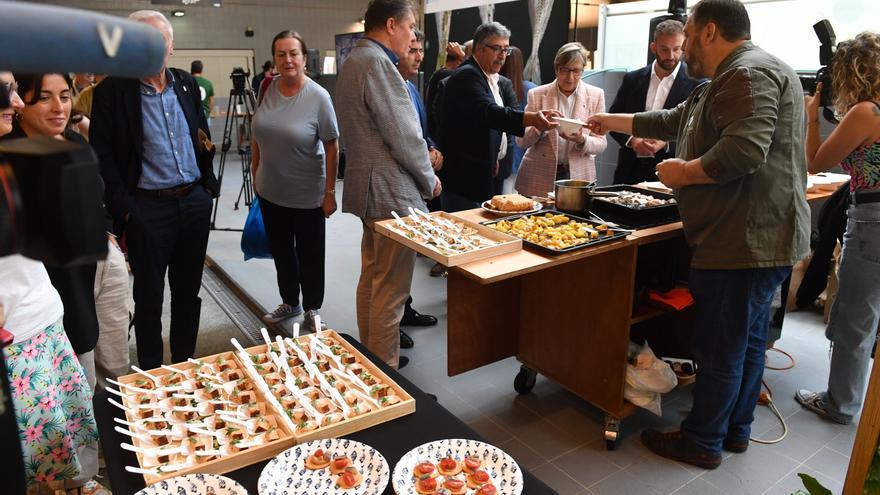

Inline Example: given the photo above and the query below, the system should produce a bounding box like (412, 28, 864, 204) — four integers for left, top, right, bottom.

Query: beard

(684, 42, 705, 79)
(657, 57, 679, 72)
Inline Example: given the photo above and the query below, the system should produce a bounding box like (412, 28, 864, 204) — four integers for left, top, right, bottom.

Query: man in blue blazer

(609, 20, 704, 184)
(437, 22, 557, 211)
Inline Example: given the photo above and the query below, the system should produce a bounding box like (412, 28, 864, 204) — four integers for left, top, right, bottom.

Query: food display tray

(481, 210, 630, 255)
(118, 330, 416, 485)
(590, 185, 680, 226)
(374, 211, 521, 266)
(116, 351, 296, 484)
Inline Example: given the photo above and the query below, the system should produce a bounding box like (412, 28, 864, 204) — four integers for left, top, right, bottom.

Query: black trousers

(126, 185, 212, 369)
(258, 195, 325, 312)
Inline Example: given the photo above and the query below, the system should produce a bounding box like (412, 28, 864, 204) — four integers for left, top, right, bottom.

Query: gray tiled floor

(161, 156, 860, 494)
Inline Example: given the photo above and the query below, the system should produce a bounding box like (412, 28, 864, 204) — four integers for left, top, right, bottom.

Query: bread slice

(490, 194, 533, 212)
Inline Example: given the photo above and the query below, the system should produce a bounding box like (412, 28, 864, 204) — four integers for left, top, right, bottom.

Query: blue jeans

(681, 266, 791, 454)
(441, 190, 481, 213)
(824, 203, 880, 422)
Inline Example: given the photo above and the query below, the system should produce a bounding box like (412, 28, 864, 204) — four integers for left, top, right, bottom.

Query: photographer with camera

(90, 10, 219, 370)
(0, 71, 100, 490)
(796, 31, 880, 426)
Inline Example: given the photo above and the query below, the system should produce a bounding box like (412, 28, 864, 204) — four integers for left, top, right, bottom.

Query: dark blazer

(438, 57, 525, 203)
(90, 68, 219, 223)
(609, 62, 703, 184)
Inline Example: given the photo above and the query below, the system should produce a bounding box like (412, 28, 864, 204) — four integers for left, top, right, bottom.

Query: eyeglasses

(557, 67, 584, 77)
(483, 43, 512, 56)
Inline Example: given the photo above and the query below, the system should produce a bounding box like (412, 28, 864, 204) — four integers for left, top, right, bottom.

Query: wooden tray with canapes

(111, 351, 295, 484)
(374, 209, 521, 267)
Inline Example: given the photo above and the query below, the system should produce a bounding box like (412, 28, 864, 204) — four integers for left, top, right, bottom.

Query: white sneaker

(300, 309, 327, 333)
(262, 303, 303, 324)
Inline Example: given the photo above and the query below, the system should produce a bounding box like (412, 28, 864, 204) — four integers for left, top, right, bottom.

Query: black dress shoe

(397, 356, 410, 369)
(641, 429, 721, 470)
(401, 307, 438, 327)
(400, 330, 414, 349)
(723, 437, 749, 453)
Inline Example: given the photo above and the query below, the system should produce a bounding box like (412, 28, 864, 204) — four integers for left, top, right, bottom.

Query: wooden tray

(236, 330, 416, 444)
(117, 352, 296, 484)
(374, 211, 521, 267)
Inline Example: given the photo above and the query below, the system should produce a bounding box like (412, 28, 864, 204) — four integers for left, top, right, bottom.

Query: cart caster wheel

(513, 366, 537, 394)
(604, 414, 620, 450)
(605, 438, 618, 450)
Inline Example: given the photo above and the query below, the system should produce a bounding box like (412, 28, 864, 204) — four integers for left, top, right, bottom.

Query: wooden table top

(450, 189, 832, 284)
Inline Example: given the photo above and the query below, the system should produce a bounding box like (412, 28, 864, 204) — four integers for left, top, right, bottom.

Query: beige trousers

(357, 219, 416, 368)
(93, 238, 132, 390)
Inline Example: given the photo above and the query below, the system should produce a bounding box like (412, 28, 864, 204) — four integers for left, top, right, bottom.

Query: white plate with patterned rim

(392, 439, 523, 495)
(480, 200, 543, 216)
(135, 473, 248, 495)
(259, 438, 389, 495)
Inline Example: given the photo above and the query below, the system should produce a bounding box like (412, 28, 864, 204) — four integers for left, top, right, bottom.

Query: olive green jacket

(633, 42, 810, 269)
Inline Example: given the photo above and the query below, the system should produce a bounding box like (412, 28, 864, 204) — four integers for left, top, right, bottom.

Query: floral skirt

(3, 319, 99, 484)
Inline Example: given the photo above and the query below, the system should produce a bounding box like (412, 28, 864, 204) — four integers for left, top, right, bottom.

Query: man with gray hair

(336, 0, 441, 369)
(437, 22, 558, 211)
(609, 19, 703, 184)
(91, 10, 218, 370)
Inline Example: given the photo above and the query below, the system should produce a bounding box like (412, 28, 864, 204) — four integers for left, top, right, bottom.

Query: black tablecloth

(96, 334, 557, 494)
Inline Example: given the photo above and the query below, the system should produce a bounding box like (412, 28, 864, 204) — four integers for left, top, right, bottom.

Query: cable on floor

(750, 378, 789, 444)
(764, 346, 796, 370)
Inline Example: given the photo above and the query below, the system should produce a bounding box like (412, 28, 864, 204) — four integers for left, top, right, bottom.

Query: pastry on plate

(489, 194, 533, 212)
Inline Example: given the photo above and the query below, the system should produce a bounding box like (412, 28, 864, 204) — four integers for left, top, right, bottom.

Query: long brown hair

(831, 31, 880, 115)
(500, 46, 526, 102)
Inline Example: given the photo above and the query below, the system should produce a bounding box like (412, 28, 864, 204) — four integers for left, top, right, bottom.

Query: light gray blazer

(336, 38, 436, 220)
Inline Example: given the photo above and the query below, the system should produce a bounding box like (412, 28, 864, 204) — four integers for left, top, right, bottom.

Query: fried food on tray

(491, 213, 614, 250)
(490, 193, 533, 212)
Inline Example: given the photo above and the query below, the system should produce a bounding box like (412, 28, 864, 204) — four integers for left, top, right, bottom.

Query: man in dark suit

(91, 10, 219, 369)
(609, 19, 703, 184)
(437, 22, 557, 211)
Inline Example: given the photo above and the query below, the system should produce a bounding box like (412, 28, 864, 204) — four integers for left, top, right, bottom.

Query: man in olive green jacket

(589, 0, 809, 469)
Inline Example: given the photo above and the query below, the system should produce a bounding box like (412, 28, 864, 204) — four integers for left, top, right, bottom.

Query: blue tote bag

(241, 197, 272, 260)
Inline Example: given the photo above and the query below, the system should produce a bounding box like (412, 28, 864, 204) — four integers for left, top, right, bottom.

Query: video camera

(799, 20, 836, 119)
(230, 67, 250, 94)
(0, 2, 167, 265)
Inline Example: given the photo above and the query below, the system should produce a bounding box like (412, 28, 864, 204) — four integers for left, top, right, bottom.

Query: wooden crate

(116, 352, 296, 484)
(374, 211, 521, 267)
(236, 329, 416, 443)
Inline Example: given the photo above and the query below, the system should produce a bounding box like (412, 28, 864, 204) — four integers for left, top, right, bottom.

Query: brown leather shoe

(641, 429, 722, 470)
(723, 437, 749, 453)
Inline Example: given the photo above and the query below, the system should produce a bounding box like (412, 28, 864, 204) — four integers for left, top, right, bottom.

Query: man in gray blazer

(336, 0, 441, 369)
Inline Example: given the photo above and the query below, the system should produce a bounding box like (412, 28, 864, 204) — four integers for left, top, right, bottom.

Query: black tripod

(211, 85, 257, 231)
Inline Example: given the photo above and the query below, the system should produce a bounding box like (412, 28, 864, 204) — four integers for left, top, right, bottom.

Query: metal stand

(211, 86, 256, 231)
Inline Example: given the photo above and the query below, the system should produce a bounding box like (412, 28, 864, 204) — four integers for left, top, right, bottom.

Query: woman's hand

(322, 192, 337, 218)
(804, 82, 823, 122)
(558, 130, 585, 145)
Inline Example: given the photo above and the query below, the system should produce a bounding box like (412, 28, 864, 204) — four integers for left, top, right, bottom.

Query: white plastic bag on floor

(624, 342, 678, 415)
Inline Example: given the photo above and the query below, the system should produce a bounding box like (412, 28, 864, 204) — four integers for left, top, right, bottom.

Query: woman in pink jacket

(515, 42, 607, 197)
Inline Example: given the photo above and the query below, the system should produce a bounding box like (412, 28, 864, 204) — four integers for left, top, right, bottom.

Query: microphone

(0, 3, 167, 78)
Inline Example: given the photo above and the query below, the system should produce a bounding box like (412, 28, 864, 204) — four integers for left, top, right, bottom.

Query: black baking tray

(590, 185, 680, 228)
(481, 210, 630, 254)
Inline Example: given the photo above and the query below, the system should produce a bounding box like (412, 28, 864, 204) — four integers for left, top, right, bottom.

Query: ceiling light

(213, 2, 222, 6)
(172, 10, 185, 17)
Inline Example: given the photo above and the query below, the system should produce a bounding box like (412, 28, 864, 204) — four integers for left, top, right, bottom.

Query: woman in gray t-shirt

(252, 31, 339, 331)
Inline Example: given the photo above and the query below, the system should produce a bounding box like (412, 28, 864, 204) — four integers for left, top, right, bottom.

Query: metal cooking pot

(554, 180, 617, 213)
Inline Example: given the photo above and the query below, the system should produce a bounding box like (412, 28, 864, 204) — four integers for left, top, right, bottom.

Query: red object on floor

(648, 287, 694, 311)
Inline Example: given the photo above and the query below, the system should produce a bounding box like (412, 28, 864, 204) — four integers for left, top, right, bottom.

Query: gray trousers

(93, 238, 132, 390)
(824, 203, 880, 422)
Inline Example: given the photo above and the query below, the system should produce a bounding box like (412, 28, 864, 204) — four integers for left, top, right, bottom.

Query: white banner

(426, 0, 517, 14)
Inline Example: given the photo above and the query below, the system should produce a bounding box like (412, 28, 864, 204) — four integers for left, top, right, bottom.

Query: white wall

(33, 0, 369, 69)
(599, 0, 876, 70)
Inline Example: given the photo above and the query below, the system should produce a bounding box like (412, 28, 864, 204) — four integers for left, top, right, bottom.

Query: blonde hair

(554, 42, 588, 68)
(831, 31, 880, 115)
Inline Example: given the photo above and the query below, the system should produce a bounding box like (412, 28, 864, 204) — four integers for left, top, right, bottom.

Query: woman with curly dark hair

(796, 32, 880, 425)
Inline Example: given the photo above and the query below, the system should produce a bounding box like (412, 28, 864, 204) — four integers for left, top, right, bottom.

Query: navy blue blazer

(90, 68, 219, 222)
(437, 58, 525, 203)
(609, 62, 703, 184)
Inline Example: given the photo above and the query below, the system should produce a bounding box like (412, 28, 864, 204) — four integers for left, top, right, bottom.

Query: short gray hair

(654, 19, 684, 40)
(413, 28, 424, 43)
(554, 42, 588, 67)
(473, 22, 511, 46)
(129, 10, 173, 40)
